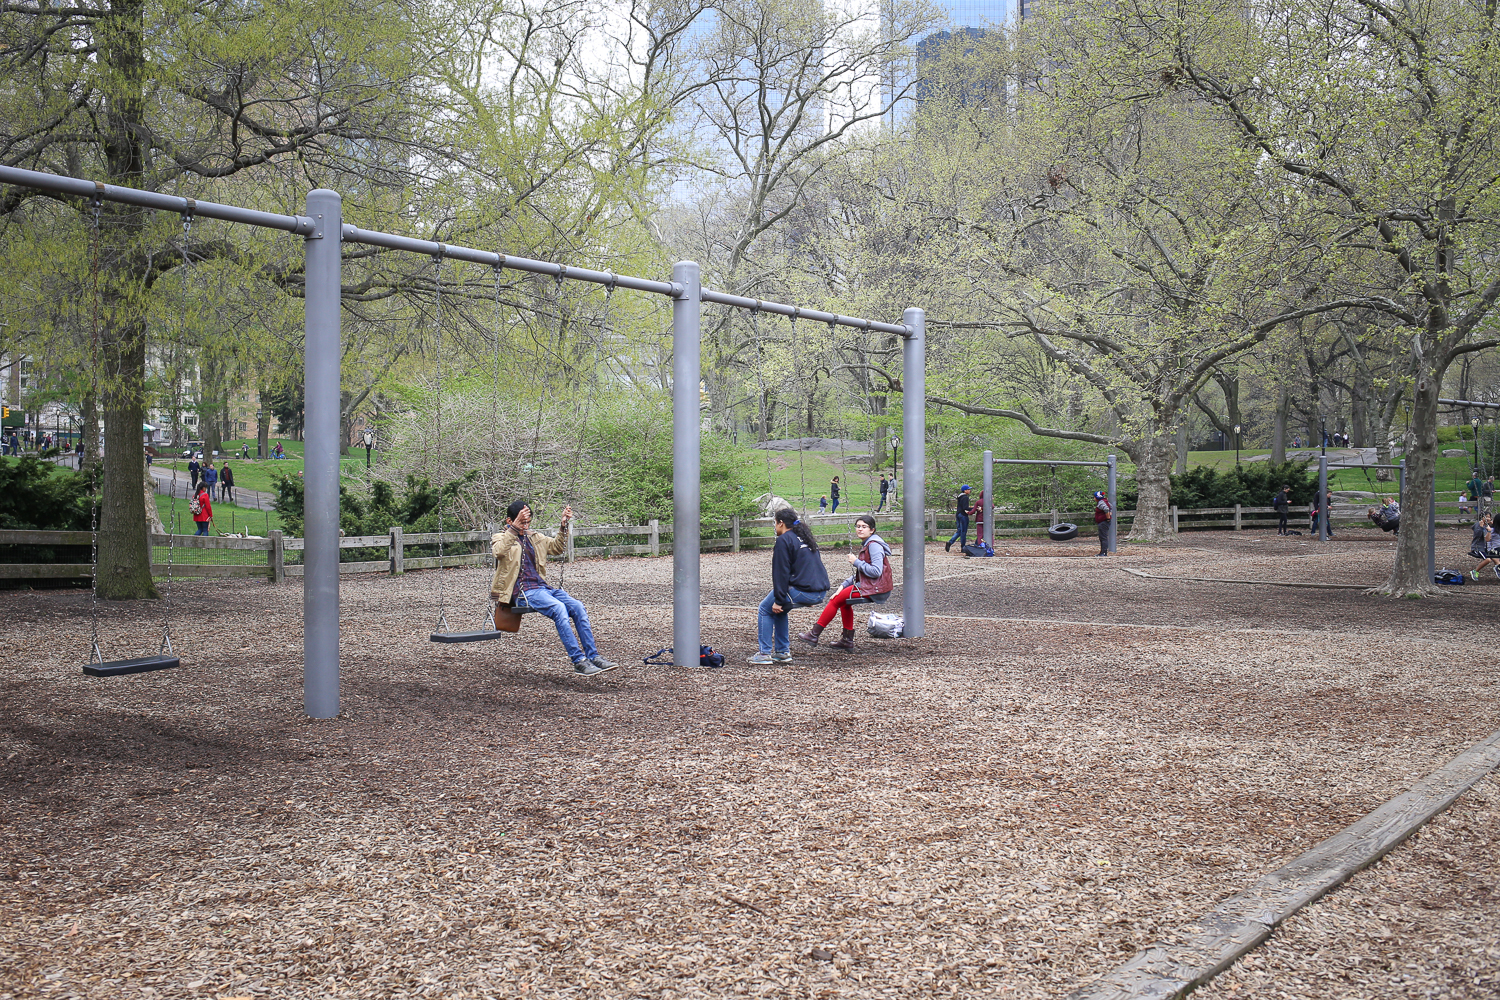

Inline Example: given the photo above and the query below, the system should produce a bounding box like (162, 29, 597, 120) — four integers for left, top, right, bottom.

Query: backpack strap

(642, 647, 673, 665)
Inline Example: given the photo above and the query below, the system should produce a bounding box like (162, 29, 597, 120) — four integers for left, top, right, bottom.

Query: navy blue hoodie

(771, 527, 830, 607)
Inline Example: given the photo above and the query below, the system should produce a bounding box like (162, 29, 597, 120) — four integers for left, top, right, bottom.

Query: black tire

(1048, 522, 1078, 541)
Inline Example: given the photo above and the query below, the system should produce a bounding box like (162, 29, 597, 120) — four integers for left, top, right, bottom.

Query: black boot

(829, 628, 856, 651)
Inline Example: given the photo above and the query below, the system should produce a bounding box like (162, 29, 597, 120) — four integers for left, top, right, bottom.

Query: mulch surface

(3, 530, 1498, 999)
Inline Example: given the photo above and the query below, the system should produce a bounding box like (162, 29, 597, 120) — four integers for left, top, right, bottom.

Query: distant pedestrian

(1484, 477, 1495, 514)
(945, 485, 973, 553)
(1094, 490, 1113, 556)
(202, 461, 218, 497)
(818, 494, 828, 513)
(190, 484, 213, 535)
(1292, 434, 1301, 448)
(240, 442, 250, 460)
(830, 476, 841, 514)
(188, 456, 200, 491)
(220, 462, 235, 503)
(1273, 484, 1292, 535)
(1460, 492, 1471, 518)
(876, 474, 889, 512)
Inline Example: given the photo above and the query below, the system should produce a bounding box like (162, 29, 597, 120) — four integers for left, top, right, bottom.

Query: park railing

(0, 499, 1479, 582)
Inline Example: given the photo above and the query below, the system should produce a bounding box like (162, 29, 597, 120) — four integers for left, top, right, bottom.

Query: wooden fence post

(269, 529, 284, 584)
(731, 515, 740, 553)
(390, 526, 404, 575)
(649, 519, 660, 557)
(1171, 506, 1179, 533)
(1234, 504, 1242, 530)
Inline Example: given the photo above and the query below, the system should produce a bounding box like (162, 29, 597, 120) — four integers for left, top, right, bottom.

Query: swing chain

(87, 193, 103, 664)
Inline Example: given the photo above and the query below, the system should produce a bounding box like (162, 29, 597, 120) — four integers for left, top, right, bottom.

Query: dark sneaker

(746, 652, 775, 664)
(589, 656, 618, 672)
(771, 651, 793, 664)
(574, 660, 608, 676)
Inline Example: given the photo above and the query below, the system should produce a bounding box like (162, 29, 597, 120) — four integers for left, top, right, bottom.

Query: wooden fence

(0, 499, 1474, 582)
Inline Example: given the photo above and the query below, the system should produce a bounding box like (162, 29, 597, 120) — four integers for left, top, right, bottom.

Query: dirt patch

(2, 535, 1497, 998)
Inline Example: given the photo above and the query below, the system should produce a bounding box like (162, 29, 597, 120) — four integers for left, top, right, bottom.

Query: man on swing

(491, 499, 618, 676)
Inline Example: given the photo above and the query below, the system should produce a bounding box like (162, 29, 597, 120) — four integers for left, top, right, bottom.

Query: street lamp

(362, 427, 374, 468)
(1233, 424, 1241, 468)
(256, 410, 265, 459)
(890, 436, 901, 502)
(1472, 417, 1481, 475)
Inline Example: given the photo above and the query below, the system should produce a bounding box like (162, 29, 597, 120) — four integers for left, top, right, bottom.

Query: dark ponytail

(774, 507, 821, 555)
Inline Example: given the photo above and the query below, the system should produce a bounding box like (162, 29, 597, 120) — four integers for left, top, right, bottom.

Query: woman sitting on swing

(748, 508, 829, 664)
(798, 514, 892, 653)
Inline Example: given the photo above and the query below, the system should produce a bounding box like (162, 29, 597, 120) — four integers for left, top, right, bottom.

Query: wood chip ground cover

(2, 531, 1496, 998)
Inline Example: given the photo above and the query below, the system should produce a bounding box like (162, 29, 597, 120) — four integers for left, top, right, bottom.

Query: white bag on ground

(867, 612, 904, 639)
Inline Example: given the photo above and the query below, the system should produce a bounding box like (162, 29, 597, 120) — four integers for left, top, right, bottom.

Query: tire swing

(1042, 465, 1078, 540)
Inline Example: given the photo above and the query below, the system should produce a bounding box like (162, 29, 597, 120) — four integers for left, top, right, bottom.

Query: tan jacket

(489, 524, 569, 603)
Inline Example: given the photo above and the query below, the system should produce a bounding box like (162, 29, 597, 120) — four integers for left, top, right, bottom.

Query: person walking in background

(188, 455, 200, 491)
(818, 494, 828, 514)
(945, 485, 973, 553)
(876, 474, 889, 512)
(202, 461, 218, 499)
(190, 483, 213, 535)
(1094, 490, 1114, 556)
(829, 476, 841, 514)
(1467, 470, 1484, 510)
(220, 462, 235, 503)
(1273, 484, 1292, 535)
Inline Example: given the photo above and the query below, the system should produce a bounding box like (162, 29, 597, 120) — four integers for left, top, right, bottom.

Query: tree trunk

(97, 310, 158, 599)
(1271, 386, 1289, 465)
(257, 385, 270, 459)
(200, 355, 225, 458)
(340, 389, 352, 456)
(1126, 434, 1175, 540)
(1174, 424, 1188, 475)
(1349, 376, 1368, 448)
(1377, 368, 1440, 596)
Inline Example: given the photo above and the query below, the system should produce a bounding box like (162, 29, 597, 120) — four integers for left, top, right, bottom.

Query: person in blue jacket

(749, 508, 829, 664)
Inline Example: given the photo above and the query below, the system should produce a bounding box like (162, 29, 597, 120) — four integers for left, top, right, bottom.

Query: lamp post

(890, 436, 901, 502)
(362, 427, 374, 469)
(1472, 417, 1481, 476)
(1233, 424, 1241, 468)
(256, 410, 265, 459)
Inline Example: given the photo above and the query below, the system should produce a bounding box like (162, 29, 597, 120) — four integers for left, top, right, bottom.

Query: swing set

(0, 165, 928, 718)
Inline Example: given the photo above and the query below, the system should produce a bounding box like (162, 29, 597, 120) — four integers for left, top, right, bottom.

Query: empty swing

(82, 197, 182, 677)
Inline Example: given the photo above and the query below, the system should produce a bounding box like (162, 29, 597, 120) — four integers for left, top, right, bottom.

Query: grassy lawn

(748, 448, 892, 515)
(153, 437, 373, 495)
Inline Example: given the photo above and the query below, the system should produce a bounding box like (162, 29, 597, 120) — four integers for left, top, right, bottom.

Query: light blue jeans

(758, 586, 827, 654)
(519, 586, 598, 663)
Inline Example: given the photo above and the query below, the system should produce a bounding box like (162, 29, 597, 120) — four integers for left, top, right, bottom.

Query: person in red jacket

(1093, 490, 1113, 556)
(191, 484, 213, 535)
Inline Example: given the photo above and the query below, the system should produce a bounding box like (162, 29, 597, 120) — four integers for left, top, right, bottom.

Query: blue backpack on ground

(643, 645, 724, 668)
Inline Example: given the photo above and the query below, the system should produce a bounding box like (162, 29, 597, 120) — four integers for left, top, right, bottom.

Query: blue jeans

(519, 586, 598, 663)
(876, 492, 886, 511)
(758, 586, 827, 654)
(831, 498, 840, 513)
(947, 513, 969, 548)
(194, 521, 210, 535)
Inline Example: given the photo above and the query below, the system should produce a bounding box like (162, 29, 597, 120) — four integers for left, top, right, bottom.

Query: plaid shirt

(512, 527, 547, 600)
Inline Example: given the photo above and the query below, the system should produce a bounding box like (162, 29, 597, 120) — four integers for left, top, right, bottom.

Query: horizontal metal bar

(989, 458, 1111, 468)
(339, 225, 680, 297)
(1327, 463, 1403, 470)
(1439, 397, 1500, 411)
(698, 288, 910, 336)
(0, 165, 315, 235)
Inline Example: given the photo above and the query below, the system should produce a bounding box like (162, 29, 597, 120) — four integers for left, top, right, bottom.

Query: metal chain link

(87, 196, 103, 665)
(433, 251, 450, 633)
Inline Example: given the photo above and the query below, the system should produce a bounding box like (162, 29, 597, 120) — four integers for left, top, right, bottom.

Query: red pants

(817, 584, 861, 630)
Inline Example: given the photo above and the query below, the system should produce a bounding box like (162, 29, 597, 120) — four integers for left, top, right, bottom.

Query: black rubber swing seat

(1048, 522, 1079, 541)
(82, 655, 181, 678)
(429, 603, 541, 642)
(846, 592, 892, 606)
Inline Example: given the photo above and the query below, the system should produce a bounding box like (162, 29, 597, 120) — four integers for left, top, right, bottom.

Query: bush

(270, 472, 450, 538)
(1168, 460, 1319, 509)
(0, 457, 93, 569)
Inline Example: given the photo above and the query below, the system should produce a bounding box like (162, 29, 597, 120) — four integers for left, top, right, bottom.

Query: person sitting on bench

(798, 514, 891, 652)
(490, 499, 617, 676)
(748, 508, 829, 664)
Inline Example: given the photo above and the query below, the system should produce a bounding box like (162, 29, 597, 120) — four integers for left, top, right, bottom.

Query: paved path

(147, 465, 277, 512)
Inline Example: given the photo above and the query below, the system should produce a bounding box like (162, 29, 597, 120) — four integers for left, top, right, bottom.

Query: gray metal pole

(303, 190, 342, 719)
(1107, 454, 1118, 554)
(902, 308, 926, 638)
(672, 261, 701, 666)
(1318, 454, 1329, 542)
(982, 449, 993, 553)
